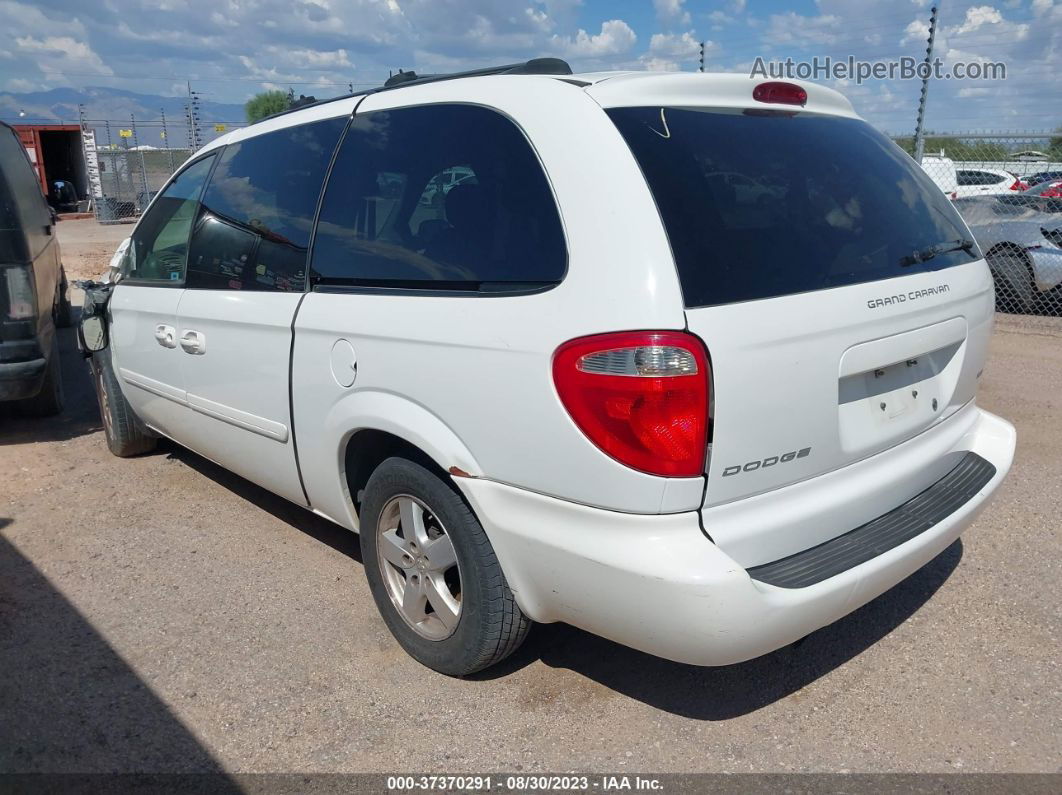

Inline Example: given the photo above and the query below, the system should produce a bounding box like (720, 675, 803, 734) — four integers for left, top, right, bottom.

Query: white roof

(209, 70, 860, 151)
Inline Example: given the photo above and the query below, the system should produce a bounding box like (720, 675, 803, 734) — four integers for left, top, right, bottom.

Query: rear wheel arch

(344, 429, 454, 517)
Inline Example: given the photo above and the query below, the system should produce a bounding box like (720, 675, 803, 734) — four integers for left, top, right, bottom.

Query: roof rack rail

(383, 58, 572, 88)
(250, 58, 572, 127)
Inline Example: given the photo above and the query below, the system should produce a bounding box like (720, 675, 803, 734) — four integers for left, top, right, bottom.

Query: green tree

(1048, 125, 1062, 160)
(244, 90, 290, 123)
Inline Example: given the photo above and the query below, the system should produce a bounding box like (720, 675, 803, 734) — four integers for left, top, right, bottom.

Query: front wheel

(360, 457, 530, 676)
(90, 349, 157, 457)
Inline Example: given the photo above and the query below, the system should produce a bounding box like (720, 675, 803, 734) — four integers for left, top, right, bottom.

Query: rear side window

(608, 108, 979, 308)
(311, 104, 565, 291)
(186, 117, 346, 292)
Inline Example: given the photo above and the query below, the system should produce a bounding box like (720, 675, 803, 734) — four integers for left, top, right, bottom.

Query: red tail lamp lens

(752, 81, 808, 106)
(552, 331, 710, 477)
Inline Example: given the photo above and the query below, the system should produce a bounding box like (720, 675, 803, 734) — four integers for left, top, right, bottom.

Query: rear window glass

(607, 108, 979, 308)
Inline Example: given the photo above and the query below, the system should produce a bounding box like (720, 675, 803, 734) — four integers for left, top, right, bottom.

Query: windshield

(608, 107, 979, 308)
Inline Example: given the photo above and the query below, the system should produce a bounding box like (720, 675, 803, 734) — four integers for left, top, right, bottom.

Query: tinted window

(311, 104, 565, 290)
(127, 154, 215, 282)
(608, 108, 979, 308)
(186, 117, 346, 291)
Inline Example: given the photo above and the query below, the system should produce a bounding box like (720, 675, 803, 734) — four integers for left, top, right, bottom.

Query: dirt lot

(1, 221, 1059, 774)
(55, 217, 132, 282)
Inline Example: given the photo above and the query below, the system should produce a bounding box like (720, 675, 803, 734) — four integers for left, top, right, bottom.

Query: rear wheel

(16, 335, 64, 417)
(360, 457, 530, 675)
(90, 349, 157, 457)
(987, 246, 1036, 314)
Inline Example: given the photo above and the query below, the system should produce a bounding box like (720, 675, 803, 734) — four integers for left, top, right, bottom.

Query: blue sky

(0, 0, 1058, 133)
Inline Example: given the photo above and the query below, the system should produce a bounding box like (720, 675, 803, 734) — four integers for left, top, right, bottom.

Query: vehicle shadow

(162, 442, 363, 564)
(483, 540, 964, 720)
(0, 310, 103, 445)
(0, 528, 235, 778)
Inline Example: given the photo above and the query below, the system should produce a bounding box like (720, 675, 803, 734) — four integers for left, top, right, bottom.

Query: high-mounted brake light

(752, 81, 808, 107)
(553, 331, 710, 477)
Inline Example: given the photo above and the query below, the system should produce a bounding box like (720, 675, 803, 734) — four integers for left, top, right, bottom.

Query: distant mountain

(0, 86, 249, 148)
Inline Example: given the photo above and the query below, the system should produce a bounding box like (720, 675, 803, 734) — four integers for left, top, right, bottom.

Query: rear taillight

(752, 81, 808, 107)
(552, 331, 710, 477)
(1009, 179, 1028, 191)
(3, 266, 36, 320)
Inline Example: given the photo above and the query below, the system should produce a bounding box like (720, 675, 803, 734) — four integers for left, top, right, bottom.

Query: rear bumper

(0, 356, 47, 401)
(457, 407, 1015, 666)
(1027, 246, 1062, 293)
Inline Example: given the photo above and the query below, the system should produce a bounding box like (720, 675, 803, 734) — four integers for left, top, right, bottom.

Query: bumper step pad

(747, 452, 996, 589)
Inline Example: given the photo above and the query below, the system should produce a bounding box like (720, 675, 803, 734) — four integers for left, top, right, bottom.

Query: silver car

(954, 182, 1062, 313)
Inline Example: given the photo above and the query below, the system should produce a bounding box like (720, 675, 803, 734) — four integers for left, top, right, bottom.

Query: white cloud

(14, 34, 113, 74)
(763, 12, 842, 46)
(653, 0, 690, 27)
(639, 31, 707, 71)
(551, 19, 636, 58)
(901, 19, 929, 46)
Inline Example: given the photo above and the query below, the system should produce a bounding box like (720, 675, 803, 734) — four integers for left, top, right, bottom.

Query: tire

(90, 349, 157, 457)
(16, 335, 64, 417)
(55, 270, 73, 328)
(987, 247, 1036, 314)
(360, 457, 530, 676)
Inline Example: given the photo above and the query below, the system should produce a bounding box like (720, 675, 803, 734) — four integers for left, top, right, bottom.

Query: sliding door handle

(179, 329, 206, 355)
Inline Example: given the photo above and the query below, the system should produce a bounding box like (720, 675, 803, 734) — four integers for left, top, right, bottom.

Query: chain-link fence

(78, 115, 247, 225)
(894, 133, 1062, 317)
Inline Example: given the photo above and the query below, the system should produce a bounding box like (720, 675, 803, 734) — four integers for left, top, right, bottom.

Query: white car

(920, 155, 958, 199)
(955, 188, 1062, 313)
(82, 62, 1015, 676)
(955, 167, 1024, 198)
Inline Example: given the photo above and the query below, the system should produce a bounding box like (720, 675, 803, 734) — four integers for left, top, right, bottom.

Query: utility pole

(913, 5, 939, 163)
(131, 113, 148, 199)
(185, 81, 202, 151)
(161, 107, 175, 173)
(699, 41, 705, 73)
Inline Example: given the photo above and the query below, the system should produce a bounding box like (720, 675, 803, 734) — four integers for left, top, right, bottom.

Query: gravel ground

(1, 223, 1059, 773)
(55, 217, 132, 282)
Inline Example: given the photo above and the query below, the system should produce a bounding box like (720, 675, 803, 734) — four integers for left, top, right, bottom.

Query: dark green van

(0, 120, 70, 416)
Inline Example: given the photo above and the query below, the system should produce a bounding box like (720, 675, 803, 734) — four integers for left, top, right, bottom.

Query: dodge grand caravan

(82, 62, 1016, 675)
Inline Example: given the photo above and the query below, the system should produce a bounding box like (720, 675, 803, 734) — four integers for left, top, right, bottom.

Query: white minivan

(83, 61, 1016, 675)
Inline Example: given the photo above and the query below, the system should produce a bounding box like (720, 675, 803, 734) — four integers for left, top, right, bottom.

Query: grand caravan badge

(867, 283, 950, 309)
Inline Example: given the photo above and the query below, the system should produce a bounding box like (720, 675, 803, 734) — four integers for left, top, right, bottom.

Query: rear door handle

(179, 329, 206, 355)
(154, 324, 177, 348)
